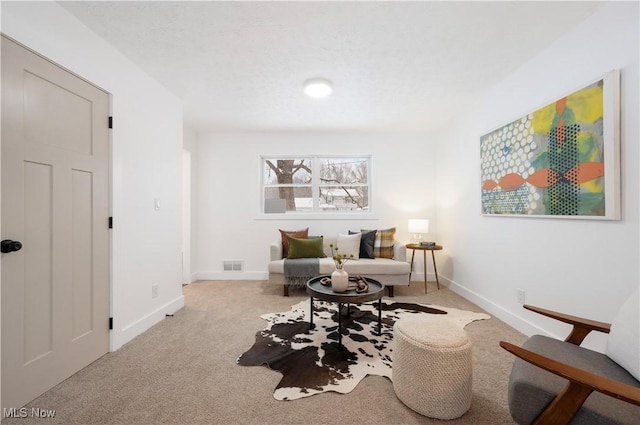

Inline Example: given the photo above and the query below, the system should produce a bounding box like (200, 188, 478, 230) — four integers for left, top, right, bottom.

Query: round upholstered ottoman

(392, 316, 472, 419)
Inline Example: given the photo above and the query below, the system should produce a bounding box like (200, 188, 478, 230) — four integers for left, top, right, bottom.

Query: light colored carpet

(2, 280, 527, 425)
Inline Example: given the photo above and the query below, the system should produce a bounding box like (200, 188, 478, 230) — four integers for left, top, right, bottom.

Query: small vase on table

(329, 244, 353, 293)
(331, 269, 349, 293)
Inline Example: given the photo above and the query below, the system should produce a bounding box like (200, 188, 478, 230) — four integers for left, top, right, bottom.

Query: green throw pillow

(286, 235, 325, 259)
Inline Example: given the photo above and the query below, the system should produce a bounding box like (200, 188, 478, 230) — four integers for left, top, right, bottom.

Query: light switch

(154, 198, 161, 211)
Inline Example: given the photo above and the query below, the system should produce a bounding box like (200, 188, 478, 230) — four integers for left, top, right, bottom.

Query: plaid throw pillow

(362, 227, 396, 259)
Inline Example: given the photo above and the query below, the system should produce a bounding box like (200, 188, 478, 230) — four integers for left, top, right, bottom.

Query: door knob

(1, 239, 23, 253)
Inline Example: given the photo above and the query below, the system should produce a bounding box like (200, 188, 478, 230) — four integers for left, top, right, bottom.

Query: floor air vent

(223, 260, 243, 272)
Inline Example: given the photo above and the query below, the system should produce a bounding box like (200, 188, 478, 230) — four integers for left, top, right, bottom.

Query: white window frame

(260, 155, 373, 217)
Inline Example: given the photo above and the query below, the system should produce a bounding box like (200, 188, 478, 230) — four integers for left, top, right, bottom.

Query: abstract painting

(480, 70, 620, 219)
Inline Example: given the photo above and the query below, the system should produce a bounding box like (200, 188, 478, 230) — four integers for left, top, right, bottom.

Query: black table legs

(378, 298, 382, 335)
(338, 303, 343, 346)
(309, 298, 382, 346)
(309, 296, 314, 330)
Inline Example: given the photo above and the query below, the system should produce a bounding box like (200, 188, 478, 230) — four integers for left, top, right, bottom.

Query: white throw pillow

(605, 287, 640, 381)
(336, 233, 361, 261)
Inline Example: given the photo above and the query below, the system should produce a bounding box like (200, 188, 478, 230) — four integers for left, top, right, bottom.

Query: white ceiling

(59, 1, 605, 134)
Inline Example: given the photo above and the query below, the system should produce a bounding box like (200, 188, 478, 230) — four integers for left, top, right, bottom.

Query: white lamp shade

(408, 219, 429, 234)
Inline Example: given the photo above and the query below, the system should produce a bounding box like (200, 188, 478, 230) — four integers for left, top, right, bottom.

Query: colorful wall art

(480, 70, 620, 220)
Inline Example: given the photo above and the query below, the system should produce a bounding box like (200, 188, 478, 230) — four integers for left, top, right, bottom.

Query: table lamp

(408, 219, 429, 244)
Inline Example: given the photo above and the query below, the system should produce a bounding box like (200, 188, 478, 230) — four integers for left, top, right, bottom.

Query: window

(262, 156, 371, 213)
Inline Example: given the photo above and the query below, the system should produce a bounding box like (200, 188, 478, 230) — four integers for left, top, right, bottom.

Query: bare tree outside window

(262, 156, 371, 213)
(319, 158, 368, 210)
(264, 159, 312, 211)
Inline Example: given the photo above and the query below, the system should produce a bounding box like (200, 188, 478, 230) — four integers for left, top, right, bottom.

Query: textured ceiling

(59, 1, 605, 133)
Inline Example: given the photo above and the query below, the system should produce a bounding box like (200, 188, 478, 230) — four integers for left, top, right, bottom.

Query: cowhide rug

(236, 300, 490, 400)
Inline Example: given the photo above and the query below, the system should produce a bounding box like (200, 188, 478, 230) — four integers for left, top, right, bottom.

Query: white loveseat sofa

(268, 235, 411, 296)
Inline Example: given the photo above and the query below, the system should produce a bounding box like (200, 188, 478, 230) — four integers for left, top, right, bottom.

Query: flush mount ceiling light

(303, 78, 333, 98)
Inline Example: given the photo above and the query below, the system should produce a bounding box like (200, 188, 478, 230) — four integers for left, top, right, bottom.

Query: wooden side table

(405, 244, 443, 293)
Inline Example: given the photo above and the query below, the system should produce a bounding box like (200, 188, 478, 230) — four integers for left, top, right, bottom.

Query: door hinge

(108, 116, 113, 129)
(108, 217, 113, 229)
(109, 317, 113, 330)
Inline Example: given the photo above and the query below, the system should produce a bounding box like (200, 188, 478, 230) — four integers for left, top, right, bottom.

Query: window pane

(319, 158, 368, 185)
(264, 186, 312, 212)
(262, 155, 370, 214)
(320, 186, 368, 211)
(263, 158, 312, 185)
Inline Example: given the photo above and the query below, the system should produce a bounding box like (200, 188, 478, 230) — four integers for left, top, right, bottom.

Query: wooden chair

(500, 289, 640, 425)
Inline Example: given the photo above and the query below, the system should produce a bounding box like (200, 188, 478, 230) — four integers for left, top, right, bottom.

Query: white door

(1, 36, 110, 411)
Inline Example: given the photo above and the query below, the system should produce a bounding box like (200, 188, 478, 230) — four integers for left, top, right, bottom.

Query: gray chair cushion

(508, 335, 640, 425)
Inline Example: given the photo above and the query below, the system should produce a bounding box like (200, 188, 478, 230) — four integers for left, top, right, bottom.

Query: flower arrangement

(329, 244, 354, 270)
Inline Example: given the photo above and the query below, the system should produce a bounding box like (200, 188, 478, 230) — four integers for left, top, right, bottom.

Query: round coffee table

(306, 275, 385, 346)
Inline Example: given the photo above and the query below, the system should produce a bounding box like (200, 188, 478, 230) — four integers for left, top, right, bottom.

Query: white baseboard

(194, 271, 268, 281)
(110, 295, 185, 351)
(439, 275, 553, 339)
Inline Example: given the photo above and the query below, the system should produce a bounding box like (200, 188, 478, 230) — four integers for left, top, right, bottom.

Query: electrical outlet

(152, 283, 159, 299)
(517, 289, 525, 305)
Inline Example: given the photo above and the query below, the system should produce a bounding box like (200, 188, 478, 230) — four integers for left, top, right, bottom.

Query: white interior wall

(435, 2, 639, 352)
(194, 132, 435, 280)
(1, 2, 185, 351)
